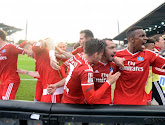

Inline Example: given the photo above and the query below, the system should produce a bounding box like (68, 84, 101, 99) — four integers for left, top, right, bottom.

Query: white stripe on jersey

(155, 67, 165, 72)
(74, 54, 82, 64)
(51, 95, 56, 103)
(81, 83, 94, 86)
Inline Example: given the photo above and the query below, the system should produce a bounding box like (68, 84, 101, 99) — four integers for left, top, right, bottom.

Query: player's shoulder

(7, 43, 22, 49)
(115, 48, 127, 56)
(143, 49, 158, 55)
(116, 48, 126, 53)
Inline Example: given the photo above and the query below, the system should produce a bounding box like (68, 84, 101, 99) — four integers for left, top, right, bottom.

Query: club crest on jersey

(88, 73, 93, 83)
(2, 49, 6, 53)
(110, 67, 113, 72)
(137, 56, 143, 61)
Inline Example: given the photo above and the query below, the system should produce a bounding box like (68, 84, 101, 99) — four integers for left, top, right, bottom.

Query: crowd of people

(0, 26, 165, 105)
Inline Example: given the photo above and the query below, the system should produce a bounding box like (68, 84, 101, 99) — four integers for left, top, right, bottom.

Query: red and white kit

(62, 53, 110, 104)
(114, 48, 165, 105)
(0, 43, 23, 100)
(32, 42, 63, 103)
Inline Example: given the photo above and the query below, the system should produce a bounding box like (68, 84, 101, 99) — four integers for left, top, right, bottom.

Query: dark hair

(152, 34, 162, 42)
(84, 38, 105, 56)
(146, 37, 155, 44)
(73, 42, 80, 49)
(0, 29, 6, 41)
(80, 30, 94, 39)
(102, 38, 113, 46)
(126, 26, 143, 40)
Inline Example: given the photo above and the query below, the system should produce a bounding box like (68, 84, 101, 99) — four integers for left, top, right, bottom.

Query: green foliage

(15, 55, 36, 101)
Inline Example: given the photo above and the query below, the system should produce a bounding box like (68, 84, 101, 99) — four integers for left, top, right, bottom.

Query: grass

(15, 55, 36, 101)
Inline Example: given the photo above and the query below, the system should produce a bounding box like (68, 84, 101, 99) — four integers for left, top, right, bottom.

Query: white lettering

(128, 61, 135, 66)
(0, 56, 7, 60)
(119, 66, 143, 72)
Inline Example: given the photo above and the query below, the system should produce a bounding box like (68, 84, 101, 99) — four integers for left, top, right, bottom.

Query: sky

(0, 0, 164, 44)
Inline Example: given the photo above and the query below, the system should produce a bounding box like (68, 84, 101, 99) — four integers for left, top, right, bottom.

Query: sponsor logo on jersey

(137, 56, 143, 61)
(0, 56, 7, 60)
(94, 70, 99, 73)
(88, 73, 93, 83)
(2, 49, 6, 53)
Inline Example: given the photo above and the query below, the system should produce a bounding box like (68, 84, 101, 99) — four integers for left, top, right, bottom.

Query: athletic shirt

(32, 42, 62, 89)
(114, 48, 165, 105)
(0, 43, 23, 83)
(71, 46, 83, 55)
(92, 61, 116, 104)
(62, 53, 110, 104)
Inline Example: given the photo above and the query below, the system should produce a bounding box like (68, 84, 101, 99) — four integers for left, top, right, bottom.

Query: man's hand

(47, 84, 57, 95)
(106, 71, 121, 85)
(113, 57, 124, 67)
(50, 56, 60, 70)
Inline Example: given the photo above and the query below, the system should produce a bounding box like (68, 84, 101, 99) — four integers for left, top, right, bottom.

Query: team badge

(2, 49, 6, 53)
(88, 73, 93, 83)
(137, 56, 143, 61)
(110, 67, 113, 72)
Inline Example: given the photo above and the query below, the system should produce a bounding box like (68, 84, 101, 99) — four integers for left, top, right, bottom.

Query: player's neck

(127, 43, 138, 54)
(0, 40, 7, 48)
(82, 53, 93, 64)
(100, 57, 108, 63)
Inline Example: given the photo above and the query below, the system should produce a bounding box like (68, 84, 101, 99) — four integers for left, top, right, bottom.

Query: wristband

(49, 50, 55, 58)
(106, 81, 111, 86)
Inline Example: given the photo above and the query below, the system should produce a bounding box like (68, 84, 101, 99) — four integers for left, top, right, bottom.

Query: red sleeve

(80, 69, 110, 105)
(71, 48, 78, 55)
(11, 44, 23, 55)
(152, 67, 165, 75)
(150, 52, 165, 69)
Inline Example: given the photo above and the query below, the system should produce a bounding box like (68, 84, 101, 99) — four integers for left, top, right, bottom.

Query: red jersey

(114, 48, 165, 105)
(0, 43, 23, 83)
(71, 46, 83, 55)
(62, 53, 110, 104)
(92, 61, 116, 104)
(32, 42, 62, 89)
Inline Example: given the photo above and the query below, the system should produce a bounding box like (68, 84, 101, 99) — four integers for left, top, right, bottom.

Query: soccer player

(92, 38, 117, 104)
(113, 26, 165, 105)
(55, 29, 94, 59)
(0, 29, 24, 100)
(48, 39, 121, 104)
(18, 39, 64, 103)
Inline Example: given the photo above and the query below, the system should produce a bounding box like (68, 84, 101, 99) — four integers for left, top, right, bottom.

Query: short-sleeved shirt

(71, 46, 83, 55)
(114, 48, 165, 105)
(62, 53, 110, 104)
(0, 43, 23, 83)
(32, 42, 62, 89)
(92, 61, 116, 104)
